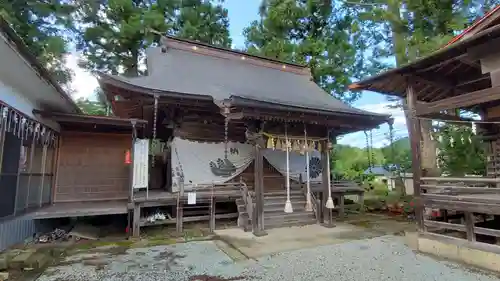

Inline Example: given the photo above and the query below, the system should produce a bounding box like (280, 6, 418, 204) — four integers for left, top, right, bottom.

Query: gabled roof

(446, 5, 500, 47)
(99, 36, 390, 121)
(0, 16, 81, 114)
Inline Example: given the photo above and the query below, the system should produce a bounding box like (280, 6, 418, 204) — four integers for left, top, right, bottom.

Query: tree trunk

(388, 0, 439, 178)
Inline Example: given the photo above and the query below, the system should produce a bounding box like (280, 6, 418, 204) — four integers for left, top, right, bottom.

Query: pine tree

(244, 0, 385, 103)
(74, 0, 231, 76)
(0, 1, 76, 84)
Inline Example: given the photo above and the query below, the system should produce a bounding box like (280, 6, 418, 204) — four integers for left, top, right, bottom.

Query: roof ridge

(445, 5, 500, 47)
(160, 35, 312, 76)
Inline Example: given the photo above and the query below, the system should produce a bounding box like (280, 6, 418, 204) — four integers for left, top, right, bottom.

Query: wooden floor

(31, 201, 128, 219)
(133, 189, 241, 205)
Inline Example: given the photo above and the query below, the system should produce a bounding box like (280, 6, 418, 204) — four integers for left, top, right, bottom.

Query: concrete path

(214, 223, 383, 258)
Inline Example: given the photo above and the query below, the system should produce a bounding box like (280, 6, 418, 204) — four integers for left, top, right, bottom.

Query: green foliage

(333, 137, 411, 181)
(75, 89, 110, 116)
(73, 0, 231, 76)
(0, 1, 75, 84)
(434, 124, 486, 176)
(244, 0, 387, 104)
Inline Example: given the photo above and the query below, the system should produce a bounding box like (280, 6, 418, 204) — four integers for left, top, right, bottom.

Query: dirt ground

(7, 214, 499, 281)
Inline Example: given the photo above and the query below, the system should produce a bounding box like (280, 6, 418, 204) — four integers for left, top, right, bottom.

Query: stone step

(264, 217, 317, 229)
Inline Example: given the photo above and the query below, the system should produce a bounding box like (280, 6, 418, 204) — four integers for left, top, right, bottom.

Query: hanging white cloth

(133, 139, 149, 189)
(262, 149, 323, 182)
(170, 137, 254, 191)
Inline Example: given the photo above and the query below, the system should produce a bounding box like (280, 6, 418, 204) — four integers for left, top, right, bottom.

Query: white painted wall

(0, 78, 60, 130)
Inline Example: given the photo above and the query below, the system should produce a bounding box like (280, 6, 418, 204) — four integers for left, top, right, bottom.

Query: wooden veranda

(350, 16, 500, 251)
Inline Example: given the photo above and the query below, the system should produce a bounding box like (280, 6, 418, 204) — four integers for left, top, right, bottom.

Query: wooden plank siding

(54, 132, 131, 202)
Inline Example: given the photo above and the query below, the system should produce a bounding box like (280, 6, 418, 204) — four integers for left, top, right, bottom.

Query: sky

(67, 0, 407, 148)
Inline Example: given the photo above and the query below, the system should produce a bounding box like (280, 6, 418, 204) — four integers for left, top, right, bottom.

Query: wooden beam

(424, 219, 466, 232)
(417, 86, 500, 116)
(407, 84, 424, 230)
(423, 199, 500, 215)
(475, 226, 500, 237)
(418, 112, 475, 123)
(411, 73, 464, 95)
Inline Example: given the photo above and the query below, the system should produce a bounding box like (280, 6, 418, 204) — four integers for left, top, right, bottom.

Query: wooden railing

(419, 176, 500, 243)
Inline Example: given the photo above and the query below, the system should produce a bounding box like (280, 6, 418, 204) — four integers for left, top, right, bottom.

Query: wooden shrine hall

(34, 35, 391, 237)
(349, 6, 500, 261)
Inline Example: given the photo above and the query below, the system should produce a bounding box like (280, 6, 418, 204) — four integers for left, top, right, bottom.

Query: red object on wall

(125, 150, 131, 164)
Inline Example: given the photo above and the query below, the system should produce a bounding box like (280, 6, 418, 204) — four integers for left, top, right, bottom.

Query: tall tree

(74, 0, 231, 77)
(244, 0, 386, 103)
(0, 1, 75, 84)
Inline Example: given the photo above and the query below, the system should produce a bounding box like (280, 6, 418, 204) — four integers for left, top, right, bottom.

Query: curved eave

(348, 22, 500, 98)
(229, 96, 391, 121)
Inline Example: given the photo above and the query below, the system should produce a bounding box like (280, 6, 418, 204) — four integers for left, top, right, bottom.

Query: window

(0, 105, 57, 219)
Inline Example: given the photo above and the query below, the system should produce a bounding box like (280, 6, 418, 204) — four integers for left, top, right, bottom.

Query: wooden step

(264, 195, 304, 201)
(264, 190, 303, 196)
(264, 205, 309, 213)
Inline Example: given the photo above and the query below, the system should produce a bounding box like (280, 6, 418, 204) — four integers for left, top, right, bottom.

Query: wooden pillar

(253, 144, 267, 236)
(464, 212, 476, 241)
(209, 197, 216, 233)
(406, 84, 424, 231)
(132, 203, 141, 237)
(321, 140, 333, 227)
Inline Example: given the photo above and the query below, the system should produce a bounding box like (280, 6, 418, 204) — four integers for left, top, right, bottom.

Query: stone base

(321, 222, 336, 228)
(253, 229, 268, 237)
(408, 231, 500, 273)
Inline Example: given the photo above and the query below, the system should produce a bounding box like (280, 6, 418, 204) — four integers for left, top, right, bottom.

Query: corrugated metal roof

(100, 45, 389, 119)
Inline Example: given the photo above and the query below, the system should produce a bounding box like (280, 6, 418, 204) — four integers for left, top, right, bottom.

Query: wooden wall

(486, 104, 500, 119)
(54, 132, 130, 202)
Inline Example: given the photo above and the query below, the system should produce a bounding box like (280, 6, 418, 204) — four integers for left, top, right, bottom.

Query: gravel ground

(38, 236, 500, 281)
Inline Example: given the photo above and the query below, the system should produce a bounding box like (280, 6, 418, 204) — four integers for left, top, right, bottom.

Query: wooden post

(209, 197, 216, 233)
(132, 203, 141, 237)
(176, 196, 184, 234)
(127, 121, 137, 238)
(253, 144, 267, 236)
(339, 195, 345, 218)
(464, 212, 475, 241)
(359, 192, 365, 214)
(51, 137, 61, 204)
(406, 83, 424, 231)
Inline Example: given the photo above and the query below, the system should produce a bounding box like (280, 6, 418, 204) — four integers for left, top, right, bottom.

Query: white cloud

(65, 52, 99, 100)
